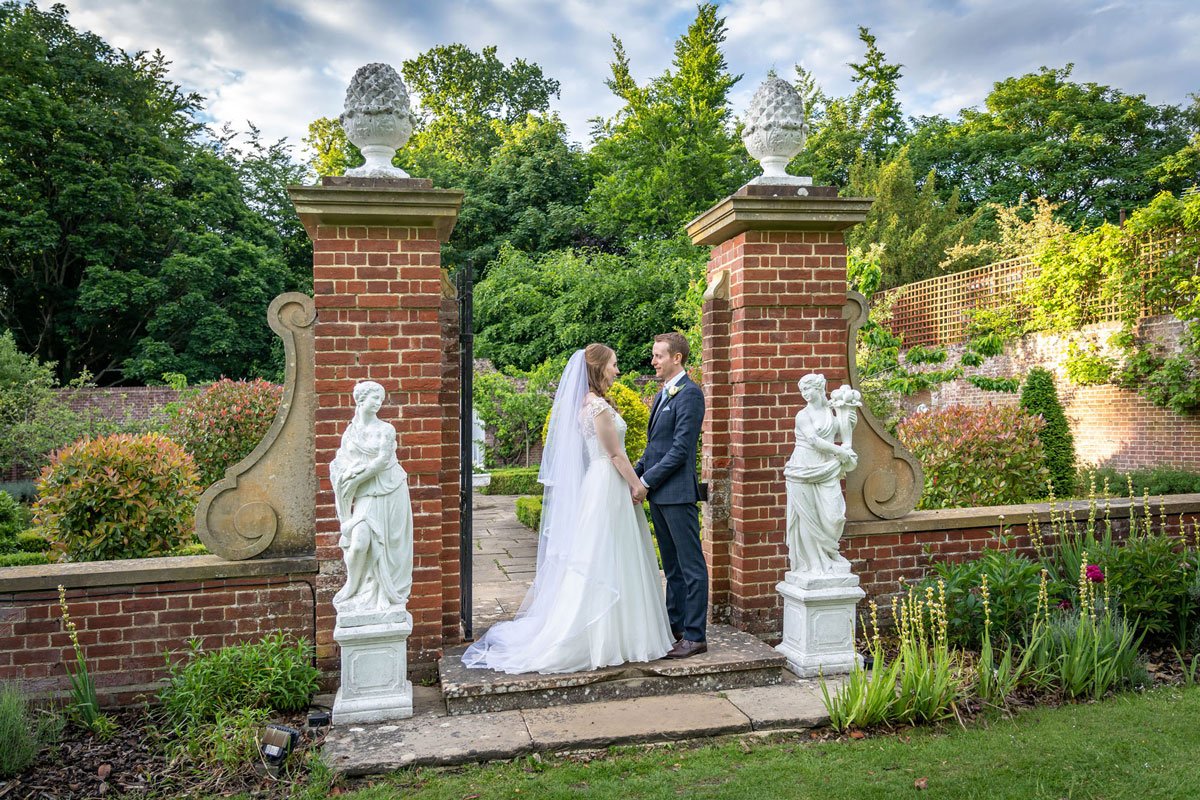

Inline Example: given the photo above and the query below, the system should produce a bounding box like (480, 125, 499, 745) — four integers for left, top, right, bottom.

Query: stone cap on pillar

(687, 187, 873, 246)
(288, 176, 465, 243)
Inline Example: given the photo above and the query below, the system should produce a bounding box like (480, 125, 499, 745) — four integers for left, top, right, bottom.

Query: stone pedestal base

(333, 611, 414, 724)
(775, 571, 865, 678)
(472, 471, 492, 489)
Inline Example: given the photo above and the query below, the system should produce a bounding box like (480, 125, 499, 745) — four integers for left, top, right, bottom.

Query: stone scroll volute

(195, 292, 317, 559)
(841, 291, 923, 521)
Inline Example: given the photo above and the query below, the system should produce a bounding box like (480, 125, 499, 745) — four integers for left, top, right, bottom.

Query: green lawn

(329, 686, 1200, 800)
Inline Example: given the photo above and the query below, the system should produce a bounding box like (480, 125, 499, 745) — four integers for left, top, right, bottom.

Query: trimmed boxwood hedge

(515, 495, 542, 530)
(481, 467, 543, 496)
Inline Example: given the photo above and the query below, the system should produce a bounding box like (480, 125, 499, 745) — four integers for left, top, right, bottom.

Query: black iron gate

(457, 260, 474, 641)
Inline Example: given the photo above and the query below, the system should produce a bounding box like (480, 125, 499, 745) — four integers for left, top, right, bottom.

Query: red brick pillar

(290, 177, 464, 675)
(688, 187, 870, 641)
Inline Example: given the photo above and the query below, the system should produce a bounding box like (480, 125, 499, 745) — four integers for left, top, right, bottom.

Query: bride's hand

(631, 484, 647, 504)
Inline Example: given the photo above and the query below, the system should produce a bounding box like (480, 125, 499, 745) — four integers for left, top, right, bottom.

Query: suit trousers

(649, 501, 707, 642)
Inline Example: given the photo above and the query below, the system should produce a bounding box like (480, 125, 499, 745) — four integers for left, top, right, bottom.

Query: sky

(55, 0, 1200, 159)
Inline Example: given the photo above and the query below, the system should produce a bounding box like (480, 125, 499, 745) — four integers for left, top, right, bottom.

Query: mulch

(2, 707, 327, 800)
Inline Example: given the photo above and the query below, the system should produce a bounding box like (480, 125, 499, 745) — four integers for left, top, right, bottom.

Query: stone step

(438, 624, 788, 716)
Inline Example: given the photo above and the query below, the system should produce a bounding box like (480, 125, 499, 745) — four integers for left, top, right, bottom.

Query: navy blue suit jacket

(635, 373, 705, 504)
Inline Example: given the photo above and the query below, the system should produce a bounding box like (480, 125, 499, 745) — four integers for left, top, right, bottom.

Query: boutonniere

(667, 384, 682, 398)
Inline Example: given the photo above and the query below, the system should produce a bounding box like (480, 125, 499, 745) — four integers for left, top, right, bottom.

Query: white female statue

(784, 374, 861, 575)
(331, 381, 413, 615)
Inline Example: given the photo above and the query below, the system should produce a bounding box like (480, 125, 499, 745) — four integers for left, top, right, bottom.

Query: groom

(634, 332, 708, 658)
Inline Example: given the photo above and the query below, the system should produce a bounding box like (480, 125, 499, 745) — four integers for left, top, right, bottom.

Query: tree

(587, 3, 753, 240)
(474, 236, 706, 372)
(845, 148, 988, 287)
(0, 3, 308, 384)
(907, 66, 1193, 225)
(790, 27, 907, 186)
(402, 43, 560, 164)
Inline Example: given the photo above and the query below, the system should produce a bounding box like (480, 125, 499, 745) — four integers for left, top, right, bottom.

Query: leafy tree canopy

(790, 27, 907, 186)
(845, 147, 989, 288)
(907, 65, 1193, 225)
(306, 46, 587, 271)
(586, 3, 753, 240)
(474, 236, 706, 372)
(0, 2, 309, 384)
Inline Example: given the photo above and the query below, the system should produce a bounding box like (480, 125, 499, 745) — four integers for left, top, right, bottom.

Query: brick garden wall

(0, 562, 316, 705)
(845, 496, 1200, 612)
(899, 316, 1200, 472)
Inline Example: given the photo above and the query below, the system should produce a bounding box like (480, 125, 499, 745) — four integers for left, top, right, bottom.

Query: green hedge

(0, 551, 51, 568)
(515, 496, 542, 530)
(481, 467, 543, 496)
(1084, 466, 1200, 498)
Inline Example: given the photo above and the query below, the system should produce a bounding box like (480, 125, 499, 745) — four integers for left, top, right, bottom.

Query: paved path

(470, 493, 539, 634)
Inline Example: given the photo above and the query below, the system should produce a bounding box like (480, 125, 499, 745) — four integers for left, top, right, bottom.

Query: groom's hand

(631, 484, 648, 503)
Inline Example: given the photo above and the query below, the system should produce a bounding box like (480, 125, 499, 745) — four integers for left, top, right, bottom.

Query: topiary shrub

(34, 433, 201, 561)
(168, 378, 282, 486)
(515, 495, 542, 530)
(0, 491, 27, 547)
(1020, 367, 1077, 496)
(480, 467, 543, 496)
(897, 405, 1050, 509)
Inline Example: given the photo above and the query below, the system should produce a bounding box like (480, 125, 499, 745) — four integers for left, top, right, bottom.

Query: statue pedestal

(472, 471, 492, 489)
(332, 610, 414, 724)
(775, 571, 864, 678)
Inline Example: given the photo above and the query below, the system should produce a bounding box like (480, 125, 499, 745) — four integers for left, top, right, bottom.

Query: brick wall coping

(687, 191, 873, 245)
(845, 493, 1200, 538)
(0, 554, 317, 595)
(287, 181, 464, 242)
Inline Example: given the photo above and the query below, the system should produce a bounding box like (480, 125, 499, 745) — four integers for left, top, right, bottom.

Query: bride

(462, 344, 673, 674)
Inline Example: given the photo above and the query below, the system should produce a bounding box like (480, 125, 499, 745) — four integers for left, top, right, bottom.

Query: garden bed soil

(4, 708, 325, 799)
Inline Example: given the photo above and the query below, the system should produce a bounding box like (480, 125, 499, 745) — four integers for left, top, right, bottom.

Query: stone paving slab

(721, 679, 833, 730)
(322, 709, 532, 774)
(321, 679, 834, 776)
(440, 625, 788, 715)
(521, 692, 751, 750)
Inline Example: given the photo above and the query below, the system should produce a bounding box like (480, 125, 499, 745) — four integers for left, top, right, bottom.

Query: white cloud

(52, 0, 1200, 158)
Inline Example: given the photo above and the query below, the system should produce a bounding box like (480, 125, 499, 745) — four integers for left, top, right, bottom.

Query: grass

(320, 686, 1200, 800)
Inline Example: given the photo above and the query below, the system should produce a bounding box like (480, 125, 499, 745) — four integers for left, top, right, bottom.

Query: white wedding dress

(462, 393, 673, 674)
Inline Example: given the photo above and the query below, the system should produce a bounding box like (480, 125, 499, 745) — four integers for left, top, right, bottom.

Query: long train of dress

(462, 398, 672, 674)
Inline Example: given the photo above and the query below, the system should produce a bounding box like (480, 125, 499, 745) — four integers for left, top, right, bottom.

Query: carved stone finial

(742, 75, 811, 186)
(341, 63, 414, 178)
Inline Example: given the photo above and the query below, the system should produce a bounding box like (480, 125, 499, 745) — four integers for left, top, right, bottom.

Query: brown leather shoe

(665, 639, 708, 659)
(671, 630, 683, 646)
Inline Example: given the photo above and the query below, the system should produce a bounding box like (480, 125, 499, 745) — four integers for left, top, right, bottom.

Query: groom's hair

(655, 332, 690, 364)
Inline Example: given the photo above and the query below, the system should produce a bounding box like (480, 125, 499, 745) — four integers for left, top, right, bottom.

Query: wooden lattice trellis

(877, 231, 1200, 347)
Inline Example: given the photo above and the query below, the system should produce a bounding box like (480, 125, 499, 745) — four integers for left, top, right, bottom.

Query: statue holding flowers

(783, 374, 861, 576)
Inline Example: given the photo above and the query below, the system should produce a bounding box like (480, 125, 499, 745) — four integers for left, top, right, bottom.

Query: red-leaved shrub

(169, 378, 282, 486)
(897, 404, 1050, 509)
(35, 433, 200, 561)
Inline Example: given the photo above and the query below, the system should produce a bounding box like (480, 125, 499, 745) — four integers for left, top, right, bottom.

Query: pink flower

(1085, 564, 1105, 583)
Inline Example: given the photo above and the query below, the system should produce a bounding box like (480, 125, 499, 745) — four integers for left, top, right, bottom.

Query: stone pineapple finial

(742, 74, 811, 186)
(341, 63, 414, 178)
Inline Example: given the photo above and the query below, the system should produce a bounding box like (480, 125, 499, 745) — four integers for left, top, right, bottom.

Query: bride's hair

(584, 343, 617, 408)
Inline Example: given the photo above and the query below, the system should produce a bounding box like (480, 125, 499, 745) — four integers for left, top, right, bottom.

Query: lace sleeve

(588, 396, 612, 418)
